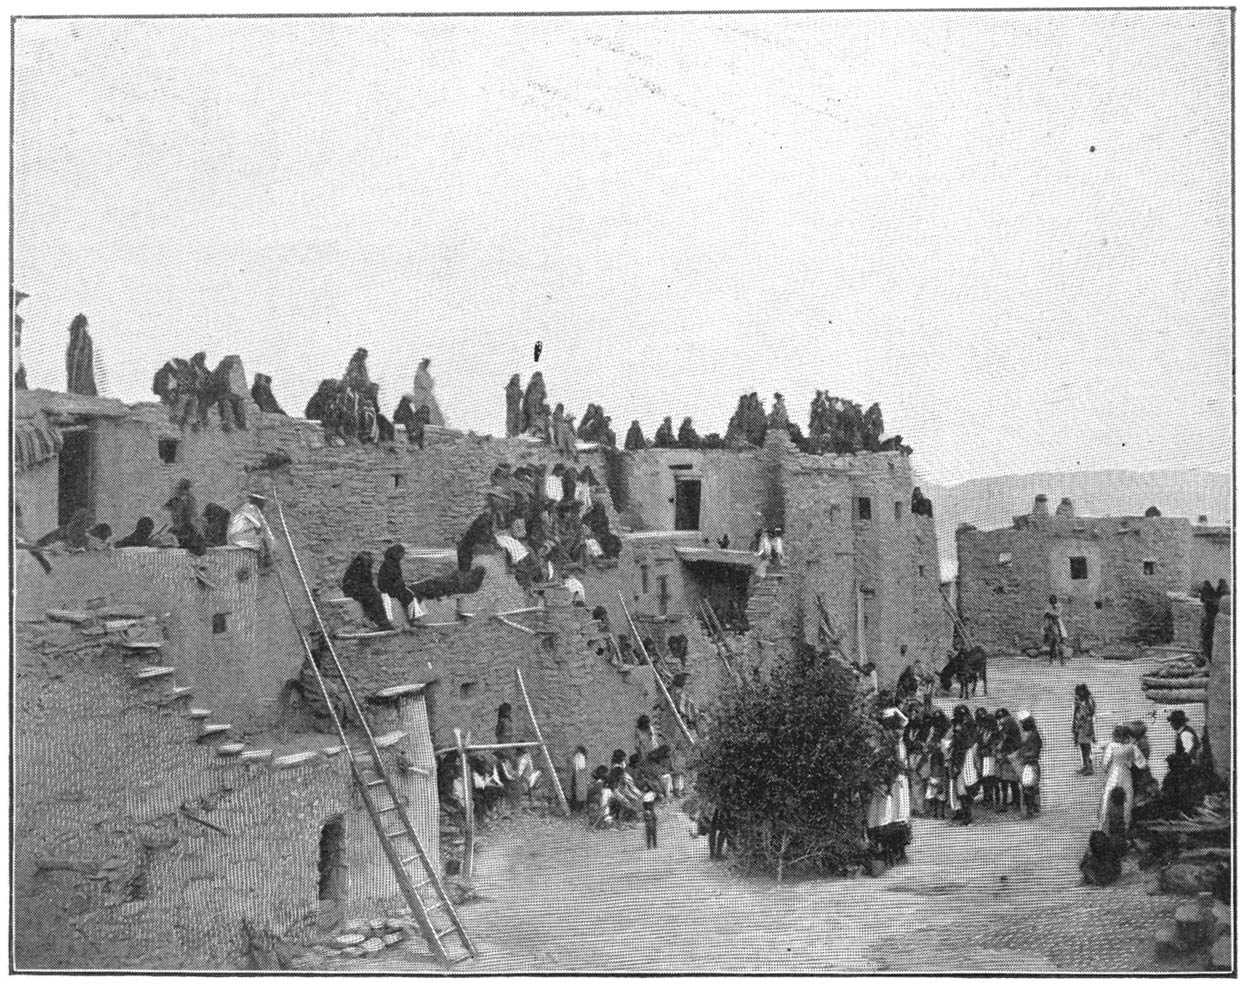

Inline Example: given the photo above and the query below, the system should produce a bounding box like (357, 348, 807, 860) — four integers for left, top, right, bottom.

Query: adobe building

(956, 493, 1231, 655)
(13, 385, 949, 969)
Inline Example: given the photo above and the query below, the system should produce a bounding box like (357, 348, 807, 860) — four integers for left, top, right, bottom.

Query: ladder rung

(437, 926, 459, 938)
(425, 901, 444, 913)
(401, 856, 422, 867)
(365, 779, 387, 787)
(377, 804, 401, 814)
(384, 828, 412, 840)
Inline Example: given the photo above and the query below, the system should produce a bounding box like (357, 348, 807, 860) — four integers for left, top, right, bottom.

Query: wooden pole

(700, 599, 742, 690)
(618, 591, 695, 747)
(514, 667, 571, 817)
(454, 728, 475, 881)
(435, 740, 541, 756)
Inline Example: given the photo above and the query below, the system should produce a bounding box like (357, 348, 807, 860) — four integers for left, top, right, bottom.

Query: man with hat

(1166, 710, 1201, 774)
(227, 490, 275, 569)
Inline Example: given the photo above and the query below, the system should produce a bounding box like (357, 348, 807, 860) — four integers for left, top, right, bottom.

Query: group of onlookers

(305, 350, 444, 447)
(153, 352, 281, 432)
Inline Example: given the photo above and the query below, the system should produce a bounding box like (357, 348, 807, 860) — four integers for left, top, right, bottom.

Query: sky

(13, 12, 1232, 486)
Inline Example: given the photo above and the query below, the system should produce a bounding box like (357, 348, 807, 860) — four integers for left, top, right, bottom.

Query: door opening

(674, 479, 701, 532)
(57, 429, 93, 528)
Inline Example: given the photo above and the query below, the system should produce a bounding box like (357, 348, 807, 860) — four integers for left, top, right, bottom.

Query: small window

(998, 552, 1013, 566)
(856, 497, 872, 521)
(1143, 560, 1156, 576)
(212, 613, 228, 634)
(657, 576, 669, 616)
(158, 438, 180, 464)
(392, 474, 405, 490)
(459, 681, 478, 699)
(828, 503, 840, 521)
(918, 565, 925, 577)
(1094, 600, 1103, 610)
(640, 565, 650, 595)
(894, 502, 903, 522)
(1069, 557, 1088, 581)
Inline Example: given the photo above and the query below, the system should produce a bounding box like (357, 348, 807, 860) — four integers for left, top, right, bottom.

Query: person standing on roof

(65, 314, 97, 396)
(226, 492, 274, 569)
(410, 357, 446, 427)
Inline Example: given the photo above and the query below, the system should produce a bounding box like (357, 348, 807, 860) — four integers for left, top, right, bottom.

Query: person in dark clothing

(250, 373, 286, 414)
(1079, 830, 1122, 886)
(341, 552, 392, 630)
(202, 504, 232, 548)
(65, 314, 97, 397)
(654, 416, 677, 448)
(505, 374, 524, 437)
(211, 355, 249, 432)
(1198, 580, 1221, 661)
(181, 352, 213, 431)
(377, 544, 422, 626)
(560, 465, 578, 504)
(676, 417, 700, 449)
(642, 793, 658, 849)
(624, 420, 647, 451)
(165, 478, 206, 555)
(718, 533, 730, 549)
(116, 517, 157, 548)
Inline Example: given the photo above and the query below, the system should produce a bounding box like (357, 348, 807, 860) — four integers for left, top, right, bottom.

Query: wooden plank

(514, 668, 571, 817)
(434, 740, 541, 756)
(455, 728, 475, 882)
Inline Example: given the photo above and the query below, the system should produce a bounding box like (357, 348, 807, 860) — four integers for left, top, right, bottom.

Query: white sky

(13, 12, 1232, 485)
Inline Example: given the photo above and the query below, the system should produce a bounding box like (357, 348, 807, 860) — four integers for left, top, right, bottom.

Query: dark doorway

(57, 429, 93, 528)
(674, 479, 701, 532)
(318, 815, 347, 902)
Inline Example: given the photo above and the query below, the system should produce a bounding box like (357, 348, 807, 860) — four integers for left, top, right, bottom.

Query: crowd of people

(304, 350, 444, 447)
(152, 352, 281, 432)
(501, 374, 618, 450)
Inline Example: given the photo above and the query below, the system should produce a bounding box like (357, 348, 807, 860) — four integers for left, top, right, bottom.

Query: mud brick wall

(782, 448, 949, 685)
(14, 548, 304, 736)
(1206, 600, 1231, 781)
(16, 457, 58, 541)
(957, 511, 1193, 653)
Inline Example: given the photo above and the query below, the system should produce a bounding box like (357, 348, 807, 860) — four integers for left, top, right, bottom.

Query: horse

(941, 646, 988, 698)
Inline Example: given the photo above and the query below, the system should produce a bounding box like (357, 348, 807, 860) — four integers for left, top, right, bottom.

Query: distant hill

(926, 469, 1232, 580)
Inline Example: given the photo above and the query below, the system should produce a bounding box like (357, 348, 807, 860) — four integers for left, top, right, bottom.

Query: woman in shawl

(376, 544, 423, 627)
(1042, 594, 1068, 666)
(948, 705, 980, 826)
(65, 314, 97, 397)
(995, 708, 1023, 814)
(341, 552, 392, 630)
(410, 357, 446, 427)
(1017, 712, 1044, 818)
(1099, 724, 1147, 831)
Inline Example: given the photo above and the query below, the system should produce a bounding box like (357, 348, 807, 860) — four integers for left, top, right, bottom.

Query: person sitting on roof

(202, 503, 232, 548)
(250, 373, 286, 414)
(116, 517, 157, 549)
(211, 355, 250, 432)
(165, 478, 206, 555)
(226, 492, 274, 568)
(376, 544, 424, 627)
(341, 552, 392, 630)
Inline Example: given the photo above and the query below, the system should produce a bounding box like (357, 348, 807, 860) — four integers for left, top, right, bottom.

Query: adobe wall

(782, 448, 949, 684)
(16, 458, 58, 539)
(957, 512, 1192, 653)
(12, 613, 439, 970)
(14, 548, 304, 737)
(1191, 526, 1232, 591)
(618, 446, 774, 543)
(1206, 599, 1231, 781)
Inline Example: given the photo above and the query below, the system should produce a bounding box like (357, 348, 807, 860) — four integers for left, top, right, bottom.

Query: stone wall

(11, 615, 423, 970)
(1191, 525, 1232, 592)
(957, 510, 1193, 654)
(16, 457, 59, 540)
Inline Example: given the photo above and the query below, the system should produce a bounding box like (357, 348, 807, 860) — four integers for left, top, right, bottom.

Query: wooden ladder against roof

(940, 589, 976, 651)
(697, 598, 743, 689)
(269, 493, 476, 967)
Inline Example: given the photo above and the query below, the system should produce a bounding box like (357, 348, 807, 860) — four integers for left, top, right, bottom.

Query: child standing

(926, 744, 948, 819)
(642, 792, 658, 849)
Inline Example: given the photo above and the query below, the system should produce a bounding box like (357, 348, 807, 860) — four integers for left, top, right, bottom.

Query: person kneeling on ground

(1079, 830, 1122, 887)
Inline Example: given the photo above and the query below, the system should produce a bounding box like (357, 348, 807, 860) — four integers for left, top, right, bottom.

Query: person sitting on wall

(227, 492, 275, 568)
(180, 352, 213, 431)
(210, 355, 250, 432)
(153, 357, 190, 417)
(653, 416, 677, 448)
(116, 517, 158, 549)
(623, 420, 647, 451)
(377, 543, 424, 627)
(341, 551, 392, 630)
(202, 503, 232, 548)
(165, 478, 207, 555)
(250, 373, 285, 415)
(718, 533, 731, 549)
(84, 523, 112, 550)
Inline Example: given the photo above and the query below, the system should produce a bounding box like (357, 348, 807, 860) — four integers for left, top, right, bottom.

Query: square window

(392, 474, 405, 490)
(158, 438, 180, 464)
(894, 502, 903, 522)
(918, 565, 925, 576)
(640, 565, 649, 595)
(1143, 560, 1156, 576)
(856, 497, 872, 521)
(998, 552, 1013, 566)
(212, 613, 228, 634)
(459, 681, 478, 699)
(1069, 557, 1088, 581)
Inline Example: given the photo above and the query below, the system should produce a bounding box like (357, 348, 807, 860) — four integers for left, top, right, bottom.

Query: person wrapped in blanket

(865, 707, 912, 872)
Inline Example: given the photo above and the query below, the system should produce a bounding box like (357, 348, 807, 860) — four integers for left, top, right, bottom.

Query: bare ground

(337, 654, 1212, 975)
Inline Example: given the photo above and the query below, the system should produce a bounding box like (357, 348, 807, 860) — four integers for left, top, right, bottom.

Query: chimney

(1055, 497, 1076, 517)
(1032, 494, 1050, 517)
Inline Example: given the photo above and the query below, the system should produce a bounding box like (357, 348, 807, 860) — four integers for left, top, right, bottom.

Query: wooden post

(513, 667, 571, 817)
(618, 591, 695, 747)
(454, 728, 475, 881)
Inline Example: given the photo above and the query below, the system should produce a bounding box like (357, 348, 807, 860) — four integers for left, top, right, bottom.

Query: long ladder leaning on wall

(268, 492, 477, 967)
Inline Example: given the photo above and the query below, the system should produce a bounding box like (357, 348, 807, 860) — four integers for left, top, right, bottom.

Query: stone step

(239, 749, 274, 763)
(216, 743, 247, 757)
(198, 723, 231, 740)
(274, 751, 321, 770)
(164, 686, 193, 701)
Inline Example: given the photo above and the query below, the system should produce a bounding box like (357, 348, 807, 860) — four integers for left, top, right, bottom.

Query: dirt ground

(347, 653, 1213, 974)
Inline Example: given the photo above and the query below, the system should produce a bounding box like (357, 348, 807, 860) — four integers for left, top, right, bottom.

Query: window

(392, 474, 405, 490)
(998, 552, 1013, 566)
(856, 497, 872, 521)
(828, 503, 840, 521)
(894, 502, 903, 522)
(657, 576, 669, 616)
(1143, 560, 1156, 576)
(1069, 557, 1088, 581)
(918, 565, 925, 577)
(212, 613, 228, 634)
(459, 681, 478, 699)
(158, 438, 180, 465)
(640, 565, 650, 595)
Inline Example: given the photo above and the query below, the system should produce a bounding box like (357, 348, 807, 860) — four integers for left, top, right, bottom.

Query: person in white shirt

(226, 492, 274, 567)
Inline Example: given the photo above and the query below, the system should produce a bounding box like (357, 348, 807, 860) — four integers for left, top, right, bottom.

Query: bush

(693, 643, 879, 881)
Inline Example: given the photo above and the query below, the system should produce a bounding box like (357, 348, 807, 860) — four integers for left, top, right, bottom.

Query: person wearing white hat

(226, 491, 274, 568)
(642, 791, 659, 849)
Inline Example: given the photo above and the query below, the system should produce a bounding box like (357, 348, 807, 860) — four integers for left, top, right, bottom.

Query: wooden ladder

(270, 493, 476, 967)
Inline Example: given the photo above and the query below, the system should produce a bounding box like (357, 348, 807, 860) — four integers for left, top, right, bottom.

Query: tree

(693, 642, 879, 882)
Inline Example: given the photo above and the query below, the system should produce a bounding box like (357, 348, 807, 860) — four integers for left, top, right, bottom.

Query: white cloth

(1177, 728, 1198, 755)
(576, 481, 592, 507)
(889, 775, 911, 823)
(226, 503, 274, 552)
(382, 593, 422, 624)
(545, 476, 564, 501)
(757, 533, 772, 557)
(1100, 740, 1146, 828)
(866, 789, 894, 829)
(584, 537, 604, 559)
(495, 533, 529, 563)
(564, 576, 585, 603)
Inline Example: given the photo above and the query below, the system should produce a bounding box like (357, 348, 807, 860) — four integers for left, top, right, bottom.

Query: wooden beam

(454, 728, 475, 882)
(434, 740, 541, 756)
(514, 668, 570, 817)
